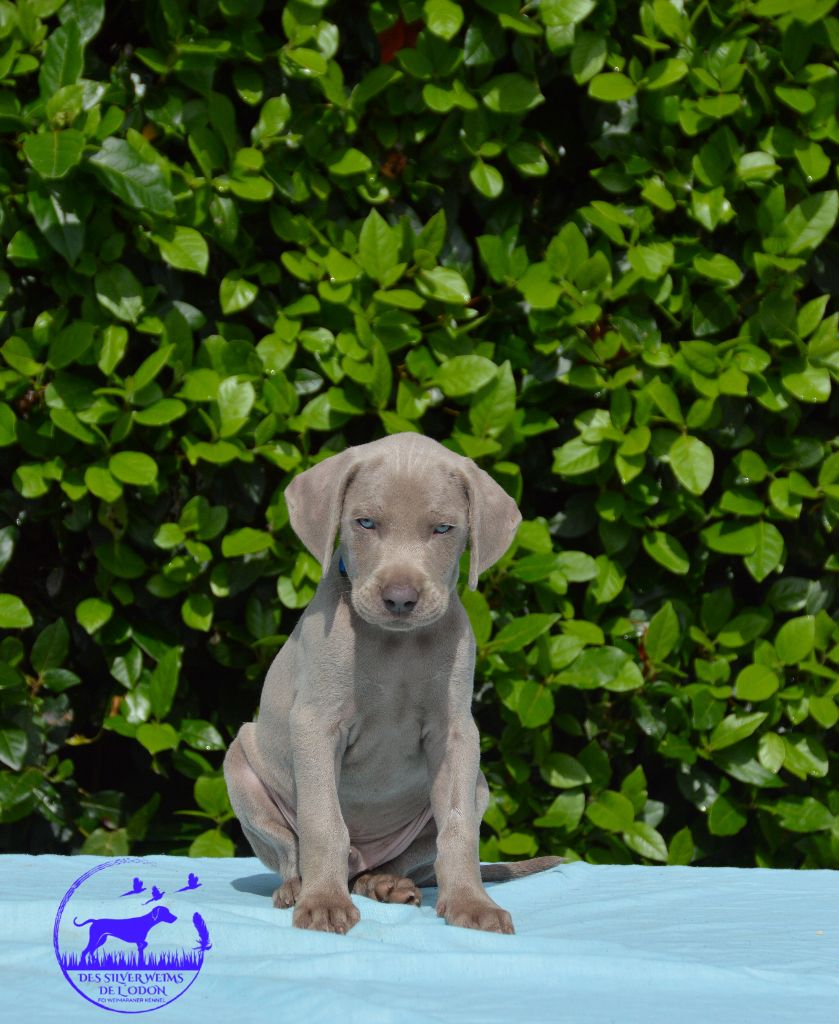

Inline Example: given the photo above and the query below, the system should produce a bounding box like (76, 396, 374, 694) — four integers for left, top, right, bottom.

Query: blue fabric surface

(2, 854, 837, 1023)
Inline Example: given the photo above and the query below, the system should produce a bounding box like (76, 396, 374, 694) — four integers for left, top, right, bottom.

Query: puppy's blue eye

(433, 524, 453, 534)
(356, 518, 375, 529)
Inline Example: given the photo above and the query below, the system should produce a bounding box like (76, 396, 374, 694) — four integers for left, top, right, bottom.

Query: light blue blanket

(3, 855, 837, 1023)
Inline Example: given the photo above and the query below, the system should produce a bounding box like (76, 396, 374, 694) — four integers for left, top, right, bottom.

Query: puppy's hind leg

(351, 816, 438, 907)
(223, 734, 301, 908)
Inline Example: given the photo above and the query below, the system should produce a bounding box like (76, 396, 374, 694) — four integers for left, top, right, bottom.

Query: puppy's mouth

(350, 590, 449, 632)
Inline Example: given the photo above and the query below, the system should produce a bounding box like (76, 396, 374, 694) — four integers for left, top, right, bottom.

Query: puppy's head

(285, 434, 520, 632)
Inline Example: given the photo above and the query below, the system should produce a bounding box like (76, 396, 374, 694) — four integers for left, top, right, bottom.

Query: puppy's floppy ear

(459, 461, 521, 590)
(285, 448, 358, 575)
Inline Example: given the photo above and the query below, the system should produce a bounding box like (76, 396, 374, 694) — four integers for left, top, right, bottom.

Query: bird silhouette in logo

(119, 877, 146, 897)
(142, 885, 165, 905)
(176, 873, 202, 892)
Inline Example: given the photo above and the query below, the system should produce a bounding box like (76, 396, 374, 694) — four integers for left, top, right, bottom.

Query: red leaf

(378, 17, 422, 64)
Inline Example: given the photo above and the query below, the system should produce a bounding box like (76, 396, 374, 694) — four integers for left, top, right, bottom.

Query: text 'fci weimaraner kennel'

(224, 433, 560, 934)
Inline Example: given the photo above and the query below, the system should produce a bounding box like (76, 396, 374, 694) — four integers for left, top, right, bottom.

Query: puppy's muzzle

(381, 582, 420, 615)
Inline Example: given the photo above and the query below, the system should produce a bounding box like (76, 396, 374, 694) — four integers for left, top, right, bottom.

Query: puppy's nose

(381, 583, 419, 614)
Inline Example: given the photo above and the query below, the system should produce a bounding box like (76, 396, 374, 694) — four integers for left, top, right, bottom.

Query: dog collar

(338, 556, 348, 578)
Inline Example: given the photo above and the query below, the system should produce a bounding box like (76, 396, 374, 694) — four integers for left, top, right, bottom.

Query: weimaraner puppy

(224, 433, 560, 934)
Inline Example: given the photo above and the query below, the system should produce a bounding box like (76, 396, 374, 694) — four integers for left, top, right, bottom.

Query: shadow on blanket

(230, 871, 439, 908)
(231, 872, 281, 898)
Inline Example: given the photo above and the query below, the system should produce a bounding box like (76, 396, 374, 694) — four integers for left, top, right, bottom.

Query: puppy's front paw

(437, 894, 514, 935)
(292, 892, 360, 934)
(273, 876, 302, 908)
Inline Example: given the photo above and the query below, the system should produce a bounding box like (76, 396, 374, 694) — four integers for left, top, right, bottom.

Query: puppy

(224, 433, 560, 933)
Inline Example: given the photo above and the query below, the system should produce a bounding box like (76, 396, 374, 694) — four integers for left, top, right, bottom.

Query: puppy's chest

(341, 677, 426, 767)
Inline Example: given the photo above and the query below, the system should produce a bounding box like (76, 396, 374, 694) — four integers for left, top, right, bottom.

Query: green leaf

(541, 0, 596, 24)
(623, 822, 668, 861)
(783, 735, 828, 780)
(195, 774, 233, 817)
(109, 451, 158, 486)
(131, 345, 174, 392)
(734, 664, 779, 702)
(570, 31, 606, 83)
(424, 0, 464, 40)
(540, 753, 592, 788)
(283, 47, 328, 77)
(0, 595, 33, 629)
(693, 253, 743, 288)
(586, 790, 635, 831)
(359, 209, 399, 285)
(642, 531, 690, 575)
(136, 722, 179, 755)
(22, 131, 86, 179)
(0, 728, 27, 770)
(435, 355, 498, 397)
(774, 615, 815, 664)
(89, 138, 176, 215)
(645, 601, 679, 663)
(667, 827, 695, 865)
(182, 593, 214, 631)
(416, 267, 471, 304)
(780, 360, 831, 403)
(95, 540, 146, 579)
(507, 141, 548, 177)
(702, 521, 758, 555)
(480, 73, 544, 113)
(645, 57, 689, 91)
(489, 614, 559, 652)
(744, 521, 784, 582)
(552, 437, 612, 476)
(470, 160, 504, 198)
(251, 95, 291, 144)
(180, 719, 225, 751)
(222, 528, 274, 557)
(707, 712, 767, 751)
(557, 646, 643, 691)
(75, 597, 113, 634)
(95, 264, 145, 323)
(153, 226, 209, 275)
(628, 241, 674, 280)
(534, 790, 586, 831)
(669, 435, 714, 495)
(782, 191, 838, 255)
(708, 795, 747, 836)
(189, 828, 235, 857)
(771, 796, 833, 833)
(220, 273, 258, 314)
(81, 828, 130, 856)
(149, 647, 181, 720)
(31, 619, 69, 673)
(327, 147, 373, 176)
(39, 20, 84, 96)
(134, 395, 185, 429)
(510, 680, 555, 728)
(588, 73, 637, 101)
(696, 94, 740, 118)
(85, 465, 122, 502)
(758, 733, 785, 774)
(216, 377, 255, 437)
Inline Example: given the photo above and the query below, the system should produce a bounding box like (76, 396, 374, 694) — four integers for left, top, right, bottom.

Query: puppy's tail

(479, 855, 564, 883)
(73, 917, 94, 927)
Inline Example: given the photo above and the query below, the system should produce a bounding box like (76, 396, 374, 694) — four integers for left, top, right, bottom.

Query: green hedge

(1, 0, 838, 868)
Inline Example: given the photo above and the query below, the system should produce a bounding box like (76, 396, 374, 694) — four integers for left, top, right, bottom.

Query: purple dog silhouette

(73, 906, 177, 963)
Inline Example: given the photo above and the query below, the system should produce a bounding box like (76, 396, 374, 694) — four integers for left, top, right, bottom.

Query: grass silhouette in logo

(60, 949, 204, 971)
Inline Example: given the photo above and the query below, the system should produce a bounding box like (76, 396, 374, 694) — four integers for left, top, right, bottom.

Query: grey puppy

(224, 433, 560, 934)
